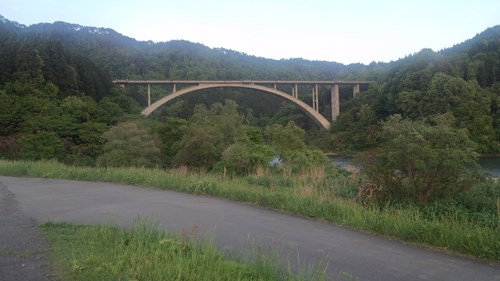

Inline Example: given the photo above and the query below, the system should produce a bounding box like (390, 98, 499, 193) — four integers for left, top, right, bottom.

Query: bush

(221, 141, 275, 176)
(19, 131, 64, 160)
(97, 120, 161, 168)
(358, 115, 482, 204)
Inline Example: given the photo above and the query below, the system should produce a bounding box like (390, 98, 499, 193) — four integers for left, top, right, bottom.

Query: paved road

(1, 176, 499, 281)
(0, 178, 53, 281)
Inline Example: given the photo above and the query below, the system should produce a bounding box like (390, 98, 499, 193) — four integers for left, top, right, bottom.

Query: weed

(1, 160, 499, 261)
(41, 222, 328, 281)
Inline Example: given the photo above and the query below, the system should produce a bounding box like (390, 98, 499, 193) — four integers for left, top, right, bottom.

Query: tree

(265, 122, 330, 170)
(172, 100, 244, 169)
(14, 47, 45, 88)
(220, 126, 276, 175)
(397, 73, 495, 152)
(60, 96, 93, 123)
(358, 115, 482, 204)
(265, 122, 306, 157)
(172, 124, 220, 168)
(97, 120, 161, 168)
(0, 88, 27, 136)
(155, 117, 190, 167)
(67, 121, 108, 166)
(19, 131, 64, 160)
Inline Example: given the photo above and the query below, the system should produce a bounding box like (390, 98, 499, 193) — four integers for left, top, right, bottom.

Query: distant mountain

(1, 15, 499, 97)
(0, 15, 499, 156)
(0, 15, 366, 82)
(441, 25, 500, 56)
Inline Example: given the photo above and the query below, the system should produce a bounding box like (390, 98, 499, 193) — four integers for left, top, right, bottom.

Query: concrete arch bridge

(113, 80, 373, 130)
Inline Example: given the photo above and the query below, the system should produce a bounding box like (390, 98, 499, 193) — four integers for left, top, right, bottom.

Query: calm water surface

(330, 155, 500, 177)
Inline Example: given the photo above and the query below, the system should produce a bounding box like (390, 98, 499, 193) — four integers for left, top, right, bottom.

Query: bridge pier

(353, 83, 360, 98)
(147, 83, 151, 106)
(292, 84, 298, 99)
(312, 84, 319, 111)
(331, 84, 340, 121)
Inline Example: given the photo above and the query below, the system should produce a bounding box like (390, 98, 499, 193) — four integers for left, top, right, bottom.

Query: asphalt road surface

(0, 178, 53, 281)
(1, 176, 499, 281)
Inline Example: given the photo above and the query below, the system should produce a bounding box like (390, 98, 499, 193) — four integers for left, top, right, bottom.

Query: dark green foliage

(265, 122, 331, 171)
(62, 123, 107, 166)
(0, 18, 147, 164)
(155, 117, 190, 167)
(358, 115, 482, 203)
(14, 47, 45, 88)
(158, 101, 329, 173)
(97, 120, 162, 168)
(328, 28, 500, 154)
(265, 122, 307, 154)
(220, 126, 276, 175)
(0, 16, 499, 173)
(0, 136, 20, 159)
(172, 100, 244, 169)
(397, 73, 496, 151)
(0, 88, 26, 136)
(19, 131, 64, 160)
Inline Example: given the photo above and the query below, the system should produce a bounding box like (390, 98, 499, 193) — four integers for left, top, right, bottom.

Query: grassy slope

(41, 222, 329, 281)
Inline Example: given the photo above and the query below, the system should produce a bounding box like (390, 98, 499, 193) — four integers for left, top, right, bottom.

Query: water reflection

(478, 156, 500, 177)
(330, 155, 500, 177)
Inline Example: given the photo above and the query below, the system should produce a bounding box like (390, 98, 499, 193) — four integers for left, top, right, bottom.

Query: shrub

(96, 120, 161, 168)
(358, 115, 482, 203)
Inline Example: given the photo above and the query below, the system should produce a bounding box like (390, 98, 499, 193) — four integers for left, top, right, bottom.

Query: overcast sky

(1, 0, 499, 64)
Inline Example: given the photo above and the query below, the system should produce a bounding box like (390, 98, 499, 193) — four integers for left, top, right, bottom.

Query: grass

(1, 159, 499, 261)
(41, 221, 333, 281)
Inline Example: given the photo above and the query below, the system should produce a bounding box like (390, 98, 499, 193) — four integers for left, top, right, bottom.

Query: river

(330, 155, 500, 177)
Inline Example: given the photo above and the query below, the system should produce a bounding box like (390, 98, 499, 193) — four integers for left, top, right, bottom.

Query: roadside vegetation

(2, 158, 499, 261)
(1, 86, 499, 263)
(41, 222, 335, 281)
(1, 17, 500, 275)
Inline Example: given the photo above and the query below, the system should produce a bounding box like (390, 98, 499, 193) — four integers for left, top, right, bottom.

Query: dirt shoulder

(0, 183, 54, 281)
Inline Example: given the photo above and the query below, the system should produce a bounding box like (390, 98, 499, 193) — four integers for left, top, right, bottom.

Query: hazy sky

(1, 0, 499, 64)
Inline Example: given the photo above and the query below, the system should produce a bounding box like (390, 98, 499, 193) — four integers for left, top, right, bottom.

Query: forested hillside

(0, 15, 499, 169)
(329, 26, 500, 153)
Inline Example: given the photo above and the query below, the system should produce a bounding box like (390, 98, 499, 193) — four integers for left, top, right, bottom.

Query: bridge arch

(142, 83, 331, 130)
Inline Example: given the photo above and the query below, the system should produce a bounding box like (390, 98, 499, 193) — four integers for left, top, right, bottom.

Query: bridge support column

(147, 83, 151, 106)
(312, 84, 319, 111)
(292, 84, 298, 98)
(331, 84, 339, 121)
(353, 83, 360, 98)
(173, 84, 177, 93)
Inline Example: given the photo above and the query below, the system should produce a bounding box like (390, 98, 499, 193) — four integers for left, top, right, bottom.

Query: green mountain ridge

(0, 15, 499, 163)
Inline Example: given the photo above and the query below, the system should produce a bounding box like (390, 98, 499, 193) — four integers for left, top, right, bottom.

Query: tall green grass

(1, 160, 499, 261)
(41, 222, 330, 281)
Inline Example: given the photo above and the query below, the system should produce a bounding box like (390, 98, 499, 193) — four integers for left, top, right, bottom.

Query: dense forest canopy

(0, 15, 499, 169)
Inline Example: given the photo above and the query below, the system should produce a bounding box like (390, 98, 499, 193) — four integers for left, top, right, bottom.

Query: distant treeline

(0, 15, 499, 168)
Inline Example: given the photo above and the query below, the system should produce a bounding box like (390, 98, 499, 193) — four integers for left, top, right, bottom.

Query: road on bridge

(1, 176, 499, 281)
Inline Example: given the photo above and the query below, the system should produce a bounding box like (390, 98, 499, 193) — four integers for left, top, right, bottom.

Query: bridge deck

(113, 80, 373, 85)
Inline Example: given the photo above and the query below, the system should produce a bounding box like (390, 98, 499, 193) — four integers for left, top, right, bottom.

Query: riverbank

(327, 153, 500, 177)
